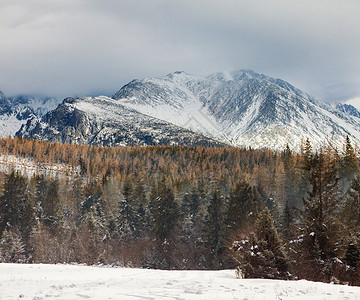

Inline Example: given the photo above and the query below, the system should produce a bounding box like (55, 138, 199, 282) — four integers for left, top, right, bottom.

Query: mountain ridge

(4, 69, 360, 150)
(112, 70, 360, 150)
(17, 96, 228, 147)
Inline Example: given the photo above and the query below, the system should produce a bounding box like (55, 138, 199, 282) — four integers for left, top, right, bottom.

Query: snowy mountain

(0, 91, 60, 137)
(9, 94, 61, 117)
(345, 97, 360, 111)
(17, 96, 226, 147)
(113, 70, 360, 150)
(10, 70, 360, 150)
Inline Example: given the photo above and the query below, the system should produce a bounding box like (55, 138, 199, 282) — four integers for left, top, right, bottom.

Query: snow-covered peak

(345, 97, 360, 111)
(207, 71, 234, 82)
(112, 70, 360, 150)
(17, 96, 227, 147)
(9, 95, 61, 117)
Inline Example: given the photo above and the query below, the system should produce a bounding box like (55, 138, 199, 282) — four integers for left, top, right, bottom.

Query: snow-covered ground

(1, 264, 360, 299)
(0, 154, 79, 177)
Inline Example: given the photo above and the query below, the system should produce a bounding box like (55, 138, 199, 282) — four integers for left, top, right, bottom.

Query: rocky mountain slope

(113, 70, 360, 150)
(0, 91, 60, 137)
(9, 69, 360, 150)
(17, 96, 226, 147)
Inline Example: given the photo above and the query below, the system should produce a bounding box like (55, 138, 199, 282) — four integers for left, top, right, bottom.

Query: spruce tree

(226, 179, 256, 233)
(203, 185, 227, 268)
(0, 228, 26, 263)
(296, 148, 344, 281)
(43, 178, 63, 230)
(149, 177, 180, 241)
(231, 207, 288, 279)
(0, 172, 33, 236)
(341, 136, 358, 179)
(31, 174, 47, 221)
(343, 242, 360, 285)
(117, 179, 139, 239)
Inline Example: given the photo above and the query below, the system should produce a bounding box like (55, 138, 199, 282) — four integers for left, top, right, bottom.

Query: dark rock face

(17, 97, 228, 148)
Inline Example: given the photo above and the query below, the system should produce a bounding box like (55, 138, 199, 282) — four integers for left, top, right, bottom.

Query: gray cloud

(0, 0, 359, 101)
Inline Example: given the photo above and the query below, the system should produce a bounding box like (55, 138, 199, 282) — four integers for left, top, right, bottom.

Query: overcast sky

(1, 0, 359, 102)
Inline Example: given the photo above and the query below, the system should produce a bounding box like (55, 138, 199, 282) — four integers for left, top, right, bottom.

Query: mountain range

(111, 70, 360, 150)
(2, 70, 360, 150)
(16, 96, 225, 147)
(0, 91, 60, 137)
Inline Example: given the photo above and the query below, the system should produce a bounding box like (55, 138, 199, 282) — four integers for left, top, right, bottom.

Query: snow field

(1, 263, 360, 299)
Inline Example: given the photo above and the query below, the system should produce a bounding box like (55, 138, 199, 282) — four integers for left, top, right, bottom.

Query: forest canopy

(0, 136, 359, 285)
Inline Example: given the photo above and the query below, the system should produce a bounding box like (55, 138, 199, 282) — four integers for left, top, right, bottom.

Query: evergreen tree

(0, 171, 34, 238)
(132, 179, 148, 236)
(31, 174, 47, 221)
(231, 207, 288, 279)
(117, 179, 139, 239)
(203, 185, 227, 268)
(342, 136, 358, 178)
(342, 176, 360, 238)
(281, 199, 294, 240)
(81, 180, 105, 218)
(181, 184, 202, 236)
(296, 148, 344, 281)
(343, 242, 360, 285)
(226, 180, 256, 233)
(181, 186, 200, 220)
(0, 228, 26, 263)
(149, 177, 180, 241)
(71, 174, 85, 226)
(43, 178, 63, 230)
(341, 136, 358, 180)
(282, 143, 294, 174)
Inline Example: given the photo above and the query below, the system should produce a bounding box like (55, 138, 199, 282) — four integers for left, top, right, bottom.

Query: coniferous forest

(0, 136, 360, 285)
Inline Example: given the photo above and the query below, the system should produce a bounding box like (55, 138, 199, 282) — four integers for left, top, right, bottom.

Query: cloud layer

(1, 0, 359, 101)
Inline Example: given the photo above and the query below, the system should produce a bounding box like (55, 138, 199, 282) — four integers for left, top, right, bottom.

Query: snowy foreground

(1, 264, 360, 300)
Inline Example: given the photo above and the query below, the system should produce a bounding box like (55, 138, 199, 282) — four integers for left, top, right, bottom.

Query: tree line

(0, 136, 359, 285)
